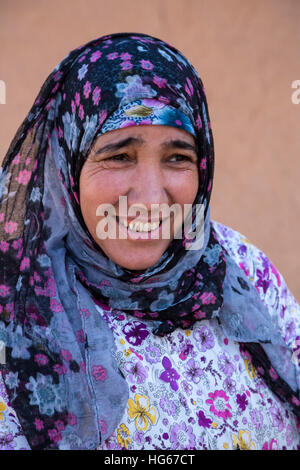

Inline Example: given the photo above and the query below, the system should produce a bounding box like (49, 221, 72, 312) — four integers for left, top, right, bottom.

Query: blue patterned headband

(97, 99, 196, 137)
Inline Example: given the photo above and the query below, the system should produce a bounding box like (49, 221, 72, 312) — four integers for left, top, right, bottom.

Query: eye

(106, 153, 129, 162)
(168, 154, 196, 163)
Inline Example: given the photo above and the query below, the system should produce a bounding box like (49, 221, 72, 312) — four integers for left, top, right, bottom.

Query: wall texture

(0, 0, 299, 301)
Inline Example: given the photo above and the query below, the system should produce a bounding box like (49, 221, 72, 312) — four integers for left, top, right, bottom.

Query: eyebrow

(94, 136, 198, 155)
(94, 137, 144, 155)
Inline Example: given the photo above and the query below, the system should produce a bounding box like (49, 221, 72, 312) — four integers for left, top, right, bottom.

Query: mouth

(113, 215, 170, 241)
(116, 216, 162, 233)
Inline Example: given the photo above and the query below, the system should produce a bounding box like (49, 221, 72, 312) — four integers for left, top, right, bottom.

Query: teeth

(119, 220, 160, 232)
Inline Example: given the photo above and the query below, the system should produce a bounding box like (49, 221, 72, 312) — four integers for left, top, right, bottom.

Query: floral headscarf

(0, 33, 299, 449)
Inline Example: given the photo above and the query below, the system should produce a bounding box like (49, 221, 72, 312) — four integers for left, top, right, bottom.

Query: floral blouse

(0, 221, 299, 450)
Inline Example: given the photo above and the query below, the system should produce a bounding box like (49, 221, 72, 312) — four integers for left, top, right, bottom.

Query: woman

(0, 33, 299, 451)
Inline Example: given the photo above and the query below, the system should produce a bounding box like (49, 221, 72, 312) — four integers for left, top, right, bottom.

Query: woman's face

(80, 125, 199, 270)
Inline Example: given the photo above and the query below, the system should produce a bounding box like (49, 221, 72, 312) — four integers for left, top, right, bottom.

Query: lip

(116, 216, 162, 225)
(115, 215, 168, 241)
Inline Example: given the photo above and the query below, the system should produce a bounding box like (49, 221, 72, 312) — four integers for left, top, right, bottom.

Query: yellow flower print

(244, 358, 257, 379)
(117, 423, 131, 449)
(128, 394, 157, 432)
(233, 430, 256, 450)
(0, 401, 6, 420)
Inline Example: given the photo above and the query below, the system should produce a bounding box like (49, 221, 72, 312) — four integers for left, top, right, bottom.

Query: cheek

(79, 170, 124, 214)
(169, 170, 199, 205)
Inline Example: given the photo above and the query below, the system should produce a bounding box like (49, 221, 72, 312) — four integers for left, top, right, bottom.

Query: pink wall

(0, 0, 299, 301)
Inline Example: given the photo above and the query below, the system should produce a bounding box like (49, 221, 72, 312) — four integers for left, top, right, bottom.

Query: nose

(127, 162, 170, 212)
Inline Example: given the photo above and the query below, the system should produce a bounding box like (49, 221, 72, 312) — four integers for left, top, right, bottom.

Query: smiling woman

(0, 33, 299, 451)
(80, 125, 199, 270)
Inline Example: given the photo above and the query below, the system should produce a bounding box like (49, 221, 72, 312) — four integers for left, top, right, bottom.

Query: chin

(100, 245, 165, 271)
(114, 254, 163, 271)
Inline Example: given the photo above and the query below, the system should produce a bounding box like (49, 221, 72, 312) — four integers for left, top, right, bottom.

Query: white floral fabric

(0, 221, 299, 450)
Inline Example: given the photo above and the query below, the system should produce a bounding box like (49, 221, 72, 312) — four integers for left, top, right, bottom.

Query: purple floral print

(159, 357, 180, 391)
(122, 321, 150, 346)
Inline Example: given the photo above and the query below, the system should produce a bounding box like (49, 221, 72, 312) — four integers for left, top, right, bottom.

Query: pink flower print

(54, 420, 65, 432)
(194, 310, 206, 320)
(106, 52, 118, 60)
(53, 363, 67, 375)
(153, 75, 167, 88)
(80, 308, 90, 319)
(0, 213, 4, 222)
(200, 158, 206, 170)
(5, 302, 14, 313)
(0, 285, 10, 297)
(120, 52, 132, 61)
(15, 169, 31, 185)
(4, 221, 18, 234)
(0, 284, 9, 297)
(200, 291, 216, 305)
(71, 100, 76, 113)
(205, 390, 232, 420)
(61, 349, 72, 362)
(90, 50, 102, 62)
(53, 71, 62, 82)
(34, 418, 44, 431)
(78, 104, 85, 120)
(50, 298, 63, 313)
(185, 78, 194, 96)
(75, 330, 85, 343)
(75, 92, 80, 107)
(48, 428, 62, 443)
(12, 238, 21, 249)
(269, 366, 278, 380)
(34, 354, 49, 366)
(83, 81, 92, 98)
(262, 438, 279, 450)
(140, 59, 154, 70)
(67, 413, 77, 426)
(159, 356, 180, 391)
(92, 86, 101, 105)
(92, 364, 107, 382)
(20, 257, 30, 272)
(121, 61, 133, 71)
(12, 153, 21, 165)
(0, 241, 9, 252)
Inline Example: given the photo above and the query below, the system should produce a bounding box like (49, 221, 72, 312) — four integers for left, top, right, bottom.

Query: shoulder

(211, 219, 300, 351)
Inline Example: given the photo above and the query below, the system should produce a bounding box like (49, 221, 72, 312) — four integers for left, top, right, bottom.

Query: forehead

(93, 124, 196, 147)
